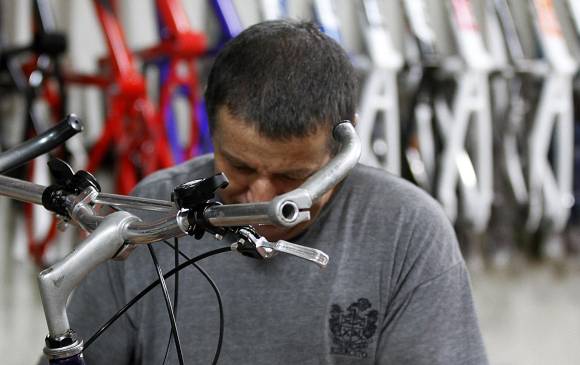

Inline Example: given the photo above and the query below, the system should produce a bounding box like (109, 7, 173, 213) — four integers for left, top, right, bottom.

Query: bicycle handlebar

(0, 121, 360, 232)
(0, 114, 83, 174)
(0, 119, 360, 356)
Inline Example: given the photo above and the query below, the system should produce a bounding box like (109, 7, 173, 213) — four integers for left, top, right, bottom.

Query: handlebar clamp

(41, 159, 101, 217)
(173, 173, 229, 239)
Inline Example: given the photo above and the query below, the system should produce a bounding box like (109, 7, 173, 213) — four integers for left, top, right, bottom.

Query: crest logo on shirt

(329, 297, 379, 358)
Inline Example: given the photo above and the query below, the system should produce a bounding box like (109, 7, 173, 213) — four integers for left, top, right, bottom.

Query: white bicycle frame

(435, 0, 494, 233)
(490, 0, 531, 208)
(313, 0, 343, 44)
(524, 0, 576, 232)
(401, 0, 440, 191)
(356, 0, 403, 175)
(565, 0, 580, 40)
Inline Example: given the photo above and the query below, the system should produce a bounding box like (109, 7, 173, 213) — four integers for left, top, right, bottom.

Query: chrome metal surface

(0, 175, 44, 204)
(204, 202, 277, 226)
(301, 122, 361, 202)
(44, 334, 84, 360)
(70, 202, 104, 232)
(205, 122, 360, 227)
(38, 211, 139, 337)
(123, 215, 185, 244)
(94, 193, 175, 212)
(270, 240, 330, 268)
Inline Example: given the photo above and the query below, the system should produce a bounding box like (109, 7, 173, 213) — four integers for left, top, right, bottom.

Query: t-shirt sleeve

(376, 262, 488, 364)
(376, 192, 488, 364)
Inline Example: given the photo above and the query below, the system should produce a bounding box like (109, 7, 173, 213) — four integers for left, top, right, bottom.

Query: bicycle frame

(567, 0, 580, 38)
(65, 0, 173, 195)
(434, 0, 494, 233)
(209, 0, 244, 52)
(313, 0, 343, 44)
(524, 0, 576, 233)
(0, 0, 67, 131)
(491, 0, 576, 239)
(139, 0, 210, 164)
(140, 0, 252, 165)
(356, 0, 404, 175)
(0, 0, 84, 266)
(491, 0, 528, 210)
(400, 0, 440, 192)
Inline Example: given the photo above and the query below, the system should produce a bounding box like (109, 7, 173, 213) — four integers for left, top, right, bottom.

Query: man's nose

(247, 175, 278, 202)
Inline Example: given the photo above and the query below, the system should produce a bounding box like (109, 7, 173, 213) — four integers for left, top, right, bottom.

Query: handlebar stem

(39, 211, 140, 339)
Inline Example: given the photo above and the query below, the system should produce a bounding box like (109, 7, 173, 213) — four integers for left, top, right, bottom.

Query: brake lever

(267, 239, 330, 268)
(232, 227, 329, 268)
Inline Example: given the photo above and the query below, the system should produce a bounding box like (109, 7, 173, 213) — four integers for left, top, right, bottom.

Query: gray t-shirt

(60, 155, 487, 364)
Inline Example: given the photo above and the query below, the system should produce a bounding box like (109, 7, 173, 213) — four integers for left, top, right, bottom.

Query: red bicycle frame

(66, 0, 173, 195)
(0, 0, 70, 266)
(138, 0, 208, 163)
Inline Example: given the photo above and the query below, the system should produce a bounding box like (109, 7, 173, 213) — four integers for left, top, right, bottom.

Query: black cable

(147, 244, 184, 365)
(97, 204, 222, 364)
(174, 237, 179, 308)
(162, 240, 225, 365)
(84, 246, 231, 351)
(161, 238, 180, 365)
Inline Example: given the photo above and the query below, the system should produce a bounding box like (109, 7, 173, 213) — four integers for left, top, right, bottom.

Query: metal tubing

(94, 193, 175, 212)
(0, 174, 45, 204)
(123, 215, 185, 244)
(204, 121, 361, 227)
(204, 202, 274, 227)
(0, 122, 360, 230)
(38, 211, 139, 337)
(300, 122, 361, 202)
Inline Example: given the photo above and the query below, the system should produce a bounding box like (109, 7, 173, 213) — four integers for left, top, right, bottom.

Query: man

(62, 20, 488, 364)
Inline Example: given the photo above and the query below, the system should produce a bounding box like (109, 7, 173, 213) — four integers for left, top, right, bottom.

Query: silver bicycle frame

(401, 0, 440, 191)
(313, 0, 343, 44)
(435, 0, 494, 233)
(567, 0, 580, 37)
(524, 0, 577, 232)
(357, 0, 403, 175)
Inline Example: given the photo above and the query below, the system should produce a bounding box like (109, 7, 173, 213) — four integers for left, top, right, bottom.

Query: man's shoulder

(346, 164, 441, 214)
(345, 165, 464, 289)
(131, 154, 214, 199)
(343, 164, 457, 250)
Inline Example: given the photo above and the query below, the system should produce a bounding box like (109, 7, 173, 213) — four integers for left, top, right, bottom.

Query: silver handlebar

(0, 119, 360, 361)
(0, 121, 361, 233)
(0, 121, 360, 349)
(88, 122, 361, 229)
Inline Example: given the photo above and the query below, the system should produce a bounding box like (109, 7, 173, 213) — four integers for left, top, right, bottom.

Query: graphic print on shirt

(329, 298, 378, 358)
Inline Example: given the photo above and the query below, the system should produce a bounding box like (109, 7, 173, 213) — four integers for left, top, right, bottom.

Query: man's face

(212, 107, 335, 241)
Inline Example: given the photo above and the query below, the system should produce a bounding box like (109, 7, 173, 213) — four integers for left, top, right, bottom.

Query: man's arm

(377, 261, 487, 364)
(377, 193, 488, 364)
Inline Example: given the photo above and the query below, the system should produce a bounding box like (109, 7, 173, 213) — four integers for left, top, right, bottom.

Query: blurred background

(1, 0, 580, 363)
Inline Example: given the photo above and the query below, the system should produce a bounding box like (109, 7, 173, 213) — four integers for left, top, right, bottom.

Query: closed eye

(231, 163, 255, 173)
(274, 171, 312, 182)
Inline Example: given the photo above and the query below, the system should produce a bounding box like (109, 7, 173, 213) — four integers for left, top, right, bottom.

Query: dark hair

(204, 20, 358, 149)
